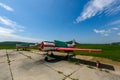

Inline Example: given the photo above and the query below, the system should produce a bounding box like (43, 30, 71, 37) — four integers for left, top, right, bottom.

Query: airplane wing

(16, 44, 29, 48)
(56, 47, 102, 52)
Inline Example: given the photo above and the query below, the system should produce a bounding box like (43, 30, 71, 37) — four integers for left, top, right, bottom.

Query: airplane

(16, 43, 38, 51)
(39, 40, 102, 61)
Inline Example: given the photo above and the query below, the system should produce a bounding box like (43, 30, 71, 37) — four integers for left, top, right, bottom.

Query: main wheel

(50, 53, 54, 57)
(64, 55, 68, 60)
(44, 56, 48, 61)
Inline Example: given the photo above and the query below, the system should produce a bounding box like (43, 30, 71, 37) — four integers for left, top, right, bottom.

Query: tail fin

(67, 40, 76, 47)
(72, 39, 76, 46)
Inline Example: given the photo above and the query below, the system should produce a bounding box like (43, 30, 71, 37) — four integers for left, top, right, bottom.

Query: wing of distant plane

(16, 44, 30, 48)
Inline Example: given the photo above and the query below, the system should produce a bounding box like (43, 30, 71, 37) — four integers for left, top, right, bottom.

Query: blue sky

(0, 0, 120, 43)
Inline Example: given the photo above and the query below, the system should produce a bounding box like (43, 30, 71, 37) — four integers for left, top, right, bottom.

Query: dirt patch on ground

(76, 55, 93, 61)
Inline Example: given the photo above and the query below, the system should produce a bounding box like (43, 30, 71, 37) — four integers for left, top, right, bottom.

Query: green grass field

(0, 44, 16, 49)
(74, 44, 120, 62)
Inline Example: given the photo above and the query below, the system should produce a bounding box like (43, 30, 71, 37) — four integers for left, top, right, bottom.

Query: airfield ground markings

(16, 50, 81, 80)
(18, 50, 44, 61)
(16, 51, 72, 79)
(4, 49, 33, 80)
(31, 51, 81, 80)
(70, 66, 120, 80)
(4, 50, 65, 80)
(43, 61, 81, 80)
(0, 49, 8, 63)
(1, 50, 120, 80)
(6, 50, 27, 61)
(5, 49, 30, 80)
(0, 50, 12, 80)
(0, 61, 12, 80)
(28, 50, 120, 80)
(9, 50, 64, 80)
(6, 50, 14, 80)
(22, 51, 82, 79)
(5, 50, 79, 80)
(16, 50, 120, 80)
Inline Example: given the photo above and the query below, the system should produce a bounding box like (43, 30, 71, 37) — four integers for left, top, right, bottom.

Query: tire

(44, 56, 48, 61)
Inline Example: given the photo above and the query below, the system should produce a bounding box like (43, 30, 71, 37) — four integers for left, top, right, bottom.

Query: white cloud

(0, 33, 42, 43)
(0, 27, 42, 42)
(105, 1, 120, 15)
(0, 16, 24, 32)
(0, 2, 43, 43)
(94, 27, 120, 36)
(75, 0, 114, 23)
(108, 20, 120, 26)
(111, 27, 119, 30)
(0, 27, 14, 34)
(0, 34, 42, 42)
(94, 19, 120, 36)
(94, 29, 109, 36)
(0, 17, 43, 42)
(118, 33, 120, 36)
(0, 3, 13, 11)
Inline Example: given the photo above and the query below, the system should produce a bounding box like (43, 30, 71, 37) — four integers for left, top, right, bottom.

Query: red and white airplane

(40, 40, 102, 60)
(40, 40, 102, 52)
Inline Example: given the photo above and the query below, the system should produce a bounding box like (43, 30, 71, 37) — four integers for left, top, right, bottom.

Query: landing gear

(65, 55, 68, 60)
(44, 56, 48, 61)
(64, 53, 69, 60)
(44, 52, 49, 61)
(44, 52, 54, 61)
(50, 52, 54, 57)
(64, 52, 76, 60)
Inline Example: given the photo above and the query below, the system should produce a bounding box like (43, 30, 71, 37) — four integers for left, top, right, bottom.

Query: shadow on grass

(46, 54, 115, 71)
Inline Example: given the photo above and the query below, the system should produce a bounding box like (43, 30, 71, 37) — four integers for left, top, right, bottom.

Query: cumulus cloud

(75, 0, 117, 23)
(0, 3, 13, 11)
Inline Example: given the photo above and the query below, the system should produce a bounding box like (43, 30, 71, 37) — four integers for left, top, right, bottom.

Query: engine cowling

(40, 41, 56, 51)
